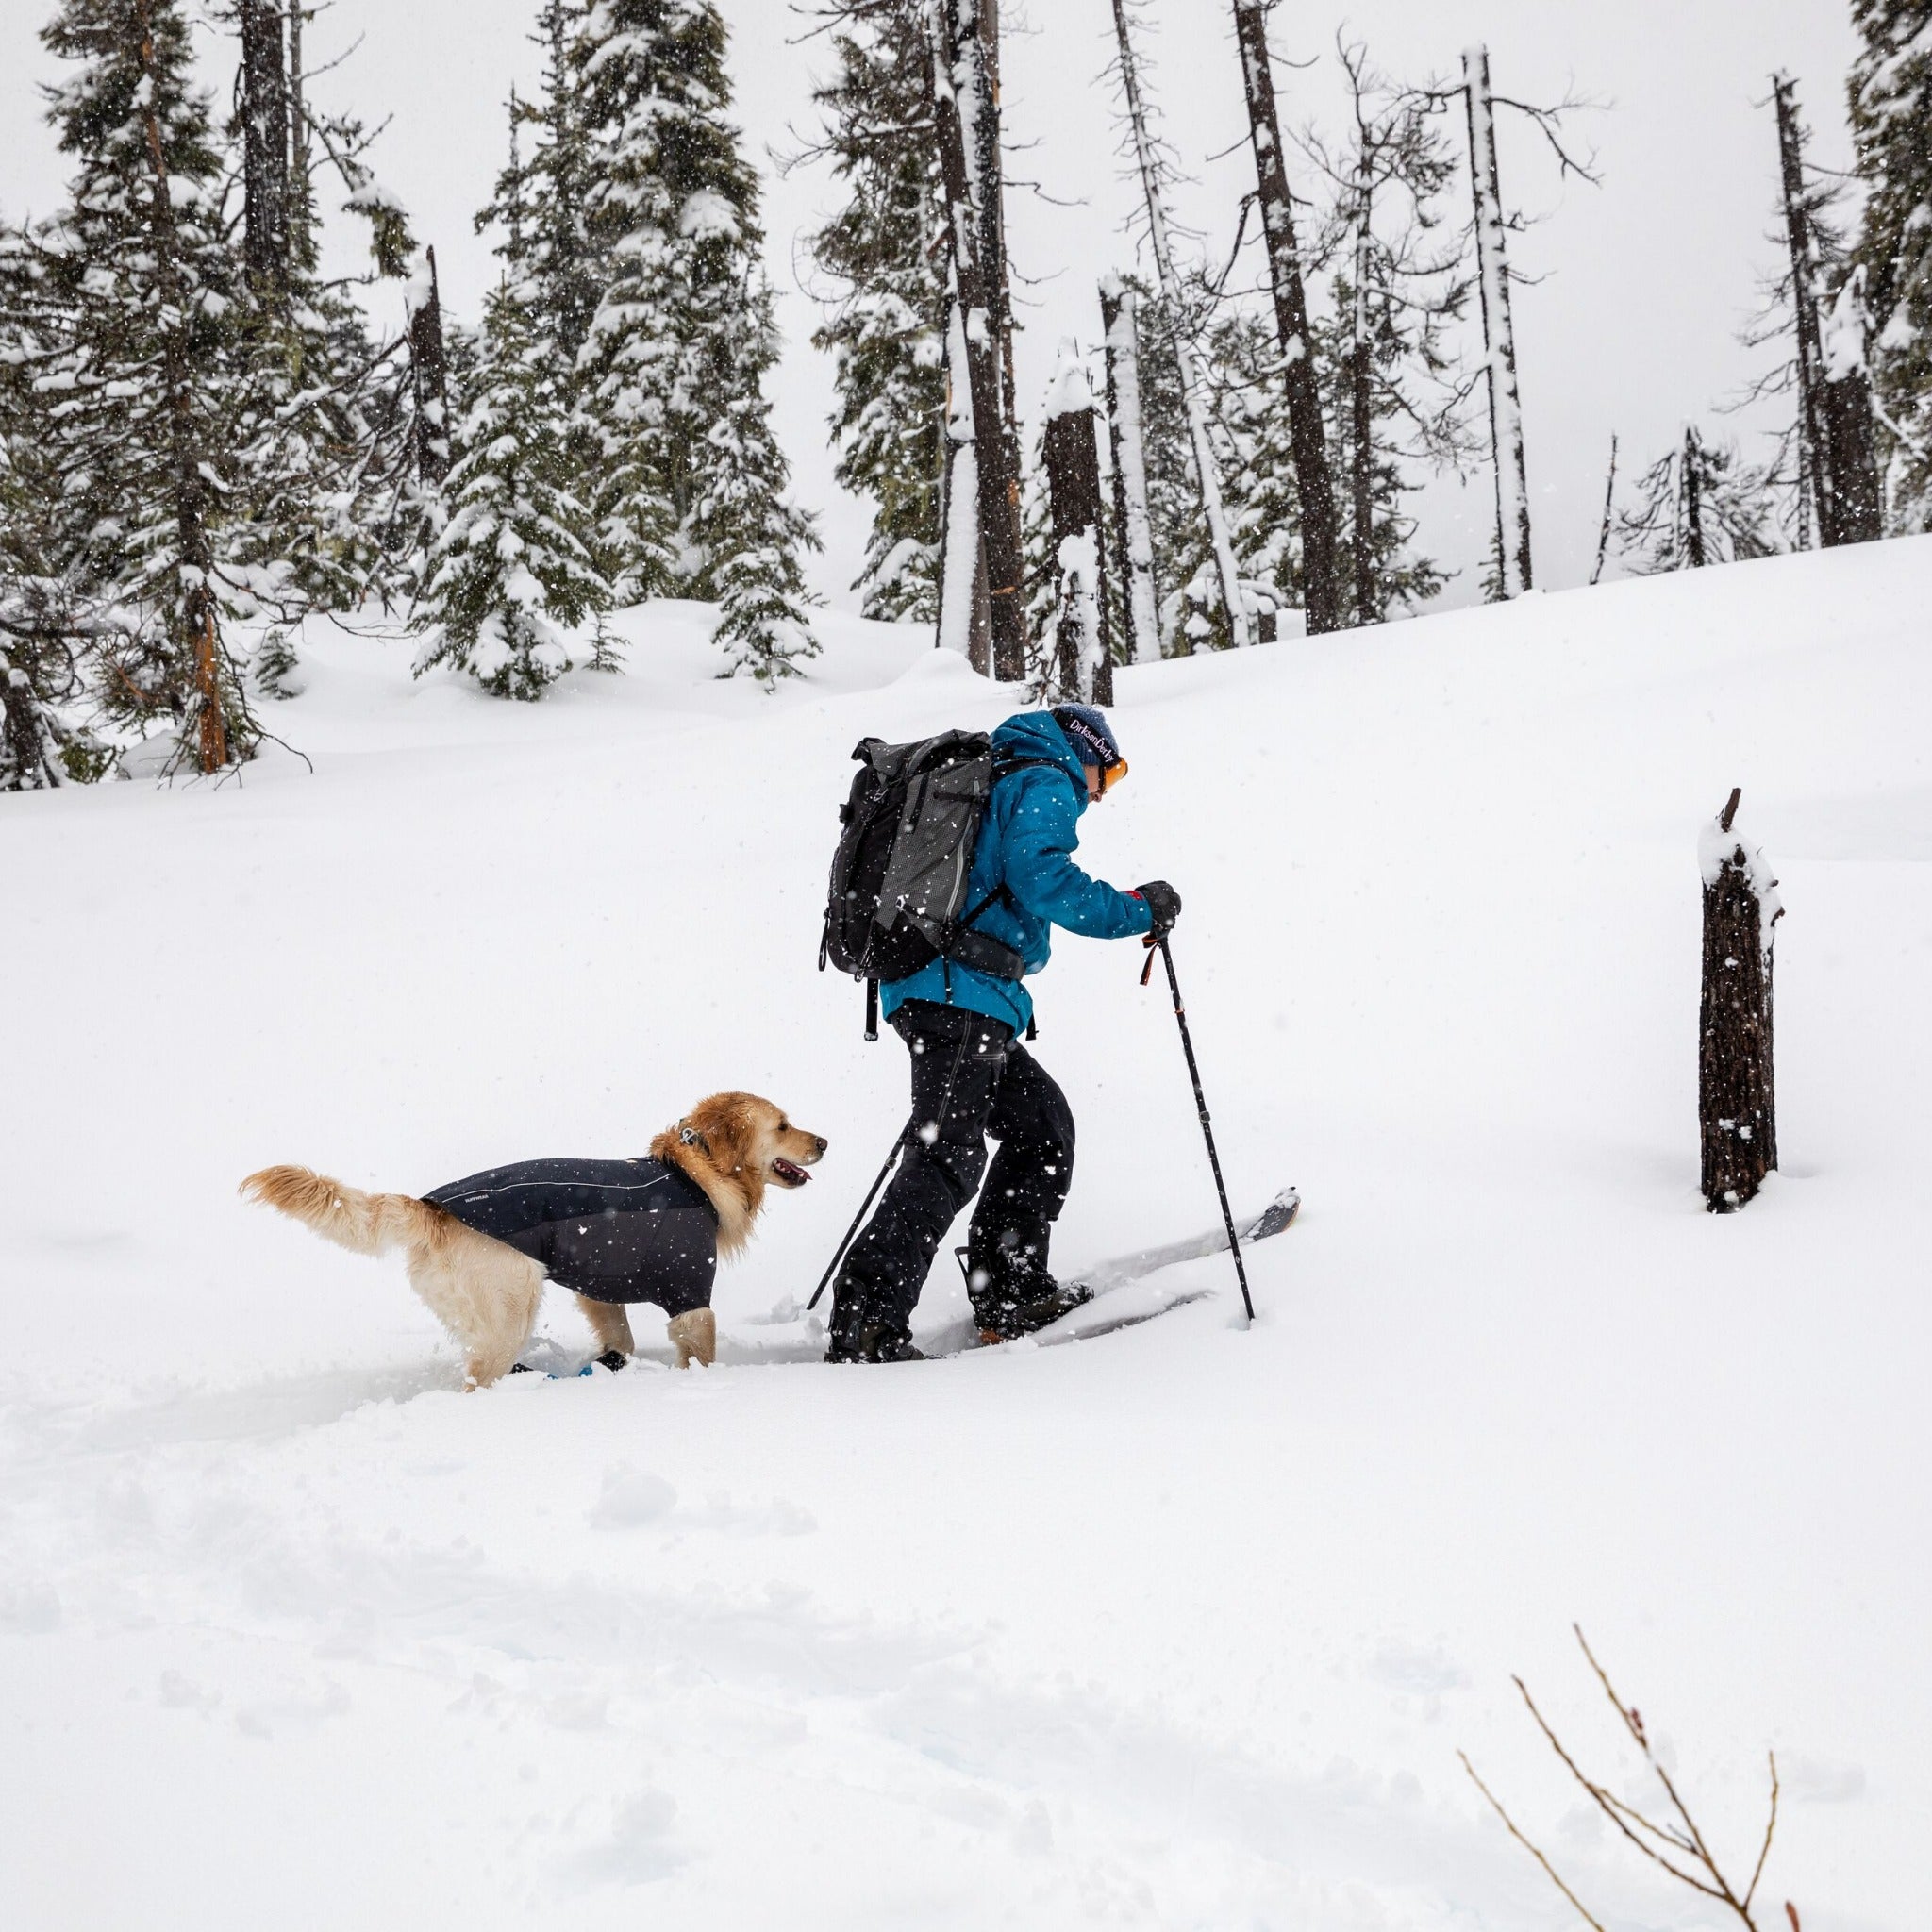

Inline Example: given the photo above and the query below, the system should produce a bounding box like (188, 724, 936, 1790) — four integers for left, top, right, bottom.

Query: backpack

(819, 730, 1051, 1037)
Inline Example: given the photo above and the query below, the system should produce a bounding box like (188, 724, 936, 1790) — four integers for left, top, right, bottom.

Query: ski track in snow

(3, 560, 1929, 1929)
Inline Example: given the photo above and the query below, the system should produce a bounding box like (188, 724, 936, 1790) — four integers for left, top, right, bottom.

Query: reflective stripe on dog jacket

(423, 1158, 719, 1314)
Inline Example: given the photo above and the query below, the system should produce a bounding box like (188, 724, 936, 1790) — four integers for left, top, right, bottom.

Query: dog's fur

(242, 1092, 825, 1389)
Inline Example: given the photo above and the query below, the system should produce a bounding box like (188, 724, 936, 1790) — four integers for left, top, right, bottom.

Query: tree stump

(1699, 789, 1783, 1210)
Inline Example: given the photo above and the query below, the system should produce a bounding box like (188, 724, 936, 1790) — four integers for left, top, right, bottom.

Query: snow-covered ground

(3, 552, 1927, 1930)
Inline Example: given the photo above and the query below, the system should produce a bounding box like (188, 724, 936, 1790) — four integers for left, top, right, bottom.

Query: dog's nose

(814, 1137, 828, 1157)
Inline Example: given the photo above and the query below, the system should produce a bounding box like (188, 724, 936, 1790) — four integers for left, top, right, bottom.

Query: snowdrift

(3, 549, 1927, 1930)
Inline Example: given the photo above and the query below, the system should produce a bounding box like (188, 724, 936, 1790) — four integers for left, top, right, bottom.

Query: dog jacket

(424, 1158, 718, 1314)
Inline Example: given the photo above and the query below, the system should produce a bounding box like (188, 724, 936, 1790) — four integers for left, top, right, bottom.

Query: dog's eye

(778, 1119, 789, 1131)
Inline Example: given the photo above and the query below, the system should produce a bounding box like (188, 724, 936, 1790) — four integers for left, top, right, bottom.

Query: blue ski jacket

(879, 709, 1152, 1034)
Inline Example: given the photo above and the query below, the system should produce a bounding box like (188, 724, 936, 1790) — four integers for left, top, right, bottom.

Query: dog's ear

(687, 1091, 760, 1173)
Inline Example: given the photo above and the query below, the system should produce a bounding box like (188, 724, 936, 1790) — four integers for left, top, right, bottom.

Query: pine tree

(479, 3, 602, 372)
(575, 0, 819, 678)
(1848, 1, 1932, 528)
(801, 0, 945, 624)
(11, 0, 260, 774)
(415, 283, 607, 699)
(1615, 426, 1779, 574)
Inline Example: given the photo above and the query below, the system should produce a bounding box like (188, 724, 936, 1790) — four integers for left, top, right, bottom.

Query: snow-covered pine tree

(12, 0, 260, 774)
(415, 280, 607, 699)
(575, 0, 819, 679)
(1615, 426, 1779, 574)
(801, 0, 945, 624)
(479, 3, 602, 372)
(1848, 2, 1932, 530)
(0, 402, 108, 788)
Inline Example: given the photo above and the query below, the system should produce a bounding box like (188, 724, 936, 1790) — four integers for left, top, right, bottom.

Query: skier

(825, 703, 1180, 1363)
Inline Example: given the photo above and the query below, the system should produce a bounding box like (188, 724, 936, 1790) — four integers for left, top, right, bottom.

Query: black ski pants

(830, 999, 1075, 1341)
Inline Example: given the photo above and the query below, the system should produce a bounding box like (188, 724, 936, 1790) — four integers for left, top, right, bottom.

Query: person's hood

(991, 710, 1089, 804)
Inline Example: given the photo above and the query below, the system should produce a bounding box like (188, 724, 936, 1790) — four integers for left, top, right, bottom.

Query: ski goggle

(1092, 756, 1129, 797)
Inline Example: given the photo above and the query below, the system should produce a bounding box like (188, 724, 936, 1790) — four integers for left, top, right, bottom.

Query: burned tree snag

(239, 0, 291, 301)
(1108, 0, 1248, 650)
(1099, 276, 1160, 665)
(929, 0, 1027, 680)
(1773, 75, 1833, 550)
(1042, 349, 1113, 704)
(1700, 788, 1783, 1211)
(1464, 46, 1533, 597)
(408, 244, 451, 487)
(1682, 427, 1707, 567)
(1231, 0, 1343, 634)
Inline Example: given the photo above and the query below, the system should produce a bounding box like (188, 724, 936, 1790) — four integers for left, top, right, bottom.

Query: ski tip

(1245, 1186, 1301, 1241)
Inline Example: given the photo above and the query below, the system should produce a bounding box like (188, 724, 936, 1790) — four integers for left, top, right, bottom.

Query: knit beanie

(1051, 703, 1124, 770)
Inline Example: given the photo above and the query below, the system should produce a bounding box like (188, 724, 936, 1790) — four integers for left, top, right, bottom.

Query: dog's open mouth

(770, 1158, 812, 1187)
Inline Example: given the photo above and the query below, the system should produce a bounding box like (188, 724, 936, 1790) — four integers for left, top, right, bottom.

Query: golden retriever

(242, 1092, 826, 1388)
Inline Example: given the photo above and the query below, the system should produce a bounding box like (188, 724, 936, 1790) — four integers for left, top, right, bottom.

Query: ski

(933, 1185, 1301, 1356)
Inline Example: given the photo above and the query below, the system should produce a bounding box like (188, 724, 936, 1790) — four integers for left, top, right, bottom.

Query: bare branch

(1459, 1752, 1609, 1932)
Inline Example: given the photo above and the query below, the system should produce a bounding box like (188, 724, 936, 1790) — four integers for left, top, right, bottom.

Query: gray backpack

(819, 730, 1049, 1037)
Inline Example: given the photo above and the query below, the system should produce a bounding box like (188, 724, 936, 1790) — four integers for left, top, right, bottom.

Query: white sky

(0, 0, 1860, 613)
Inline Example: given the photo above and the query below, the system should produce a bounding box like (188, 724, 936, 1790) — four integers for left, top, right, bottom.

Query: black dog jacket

(424, 1158, 718, 1314)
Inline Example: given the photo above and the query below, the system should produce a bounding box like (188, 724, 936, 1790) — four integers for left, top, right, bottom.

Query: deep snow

(3, 553, 1928, 1930)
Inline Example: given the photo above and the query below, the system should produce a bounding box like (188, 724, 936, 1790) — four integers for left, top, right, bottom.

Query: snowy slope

(3, 549, 1928, 1931)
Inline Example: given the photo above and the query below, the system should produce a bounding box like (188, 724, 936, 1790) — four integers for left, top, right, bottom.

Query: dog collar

(677, 1122, 710, 1153)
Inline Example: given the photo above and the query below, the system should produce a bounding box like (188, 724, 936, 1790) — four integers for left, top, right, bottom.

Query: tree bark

(1231, 0, 1343, 634)
(929, 0, 1027, 679)
(1700, 790, 1780, 1211)
(1464, 46, 1533, 597)
(408, 244, 451, 487)
(1099, 276, 1161, 665)
(1043, 373, 1112, 704)
(1349, 158, 1375, 624)
(1590, 432, 1617, 585)
(1108, 0, 1248, 651)
(238, 0, 291, 301)
(1683, 427, 1707, 567)
(1773, 75, 1833, 551)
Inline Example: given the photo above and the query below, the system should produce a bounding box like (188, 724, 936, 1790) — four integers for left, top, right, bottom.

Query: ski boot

(968, 1233, 1091, 1343)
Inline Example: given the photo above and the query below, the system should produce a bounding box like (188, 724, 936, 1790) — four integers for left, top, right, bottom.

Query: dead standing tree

(1411, 52, 1597, 600)
(1229, 0, 1343, 634)
(1462, 1626, 1791, 1932)
(1700, 789, 1782, 1211)
(236, 0, 291, 304)
(1772, 75, 1882, 548)
(1108, 0, 1249, 651)
(1041, 345, 1113, 704)
(928, 0, 1027, 679)
(1099, 275, 1161, 665)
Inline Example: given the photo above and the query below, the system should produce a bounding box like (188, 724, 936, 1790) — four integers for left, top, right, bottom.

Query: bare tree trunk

(1700, 789, 1781, 1210)
(929, 0, 1027, 679)
(1108, 0, 1249, 651)
(1349, 158, 1375, 624)
(1773, 75, 1834, 550)
(1043, 354, 1112, 704)
(1231, 0, 1343, 634)
(408, 244, 451, 487)
(1819, 275, 1884, 545)
(1682, 427, 1707, 567)
(1590, 432, 1617, 585)
(239, 0, 291, 301)
(1099, 276, 1161, 665)
(287, 1, 312, 266)
(1464, 46, 1533, 597)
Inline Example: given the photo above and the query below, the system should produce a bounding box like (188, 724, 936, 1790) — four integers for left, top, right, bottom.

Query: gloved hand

(1135, 879, 1181, 941)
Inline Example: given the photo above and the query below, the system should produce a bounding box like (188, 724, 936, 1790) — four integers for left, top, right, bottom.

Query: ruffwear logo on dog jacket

(425, 1158, 719, 1314)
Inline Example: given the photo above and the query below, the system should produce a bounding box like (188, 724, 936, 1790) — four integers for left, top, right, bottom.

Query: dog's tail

(240, 1165, 443, 1259)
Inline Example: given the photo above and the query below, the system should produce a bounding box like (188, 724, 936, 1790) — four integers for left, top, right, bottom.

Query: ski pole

(807, 1127, 907, 1312)
(1141, 935, 1256, 1323)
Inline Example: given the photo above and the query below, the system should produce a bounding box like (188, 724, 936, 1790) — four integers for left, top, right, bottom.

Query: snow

(5, 543, 1932, 1929)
